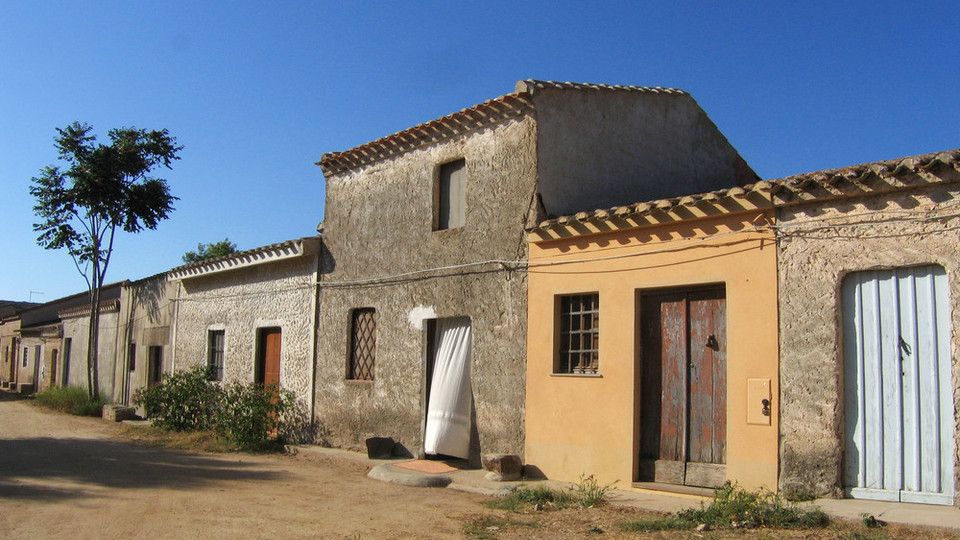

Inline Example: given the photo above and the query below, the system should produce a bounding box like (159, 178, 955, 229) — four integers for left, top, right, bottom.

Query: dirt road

(0, 394, 485, 539)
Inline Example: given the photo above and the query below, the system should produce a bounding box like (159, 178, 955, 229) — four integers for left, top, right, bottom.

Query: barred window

(348, 308, 376, 381)
(556, 293, 600, 374)
(207, 330, 225, 381)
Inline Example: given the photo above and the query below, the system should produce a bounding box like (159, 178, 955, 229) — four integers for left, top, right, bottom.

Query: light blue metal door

(842, 265, 953, 505)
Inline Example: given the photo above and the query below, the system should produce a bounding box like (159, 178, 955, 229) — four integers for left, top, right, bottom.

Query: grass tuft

(620, 483, 829, 532)
(486, 475, 615, 512)
(33, 386, 106, 416)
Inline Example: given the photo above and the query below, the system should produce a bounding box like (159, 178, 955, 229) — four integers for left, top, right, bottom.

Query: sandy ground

(0, 393, 485, 539)
(3, 393, 959, 540)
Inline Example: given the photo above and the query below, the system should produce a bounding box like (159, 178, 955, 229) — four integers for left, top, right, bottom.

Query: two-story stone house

(313, 80, 757, 462)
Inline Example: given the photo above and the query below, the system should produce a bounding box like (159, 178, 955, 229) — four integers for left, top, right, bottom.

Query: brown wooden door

(639, 287, 726, 488)
(257, 328, 281, 387)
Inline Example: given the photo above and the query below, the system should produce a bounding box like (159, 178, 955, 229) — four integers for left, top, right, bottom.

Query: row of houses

(2, 80, 958, 507)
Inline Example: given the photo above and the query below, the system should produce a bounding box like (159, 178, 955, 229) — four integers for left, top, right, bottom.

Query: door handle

(761, 399, 771, 417)
(705, 335, 719, 350)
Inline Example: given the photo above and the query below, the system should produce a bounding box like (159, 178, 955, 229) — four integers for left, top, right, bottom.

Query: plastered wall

(173, 255, 317, 404)
(533, 89, 756, 216)
(114, 276, 176, 404)
(525, 211, 780, 489)
(61, 310, 120, 397)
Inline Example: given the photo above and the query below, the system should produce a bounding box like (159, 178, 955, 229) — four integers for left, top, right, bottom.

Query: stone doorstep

(291, 446, 960, 530)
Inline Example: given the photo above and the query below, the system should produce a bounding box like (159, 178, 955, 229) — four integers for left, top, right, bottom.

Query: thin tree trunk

(86, 250, 101, 400)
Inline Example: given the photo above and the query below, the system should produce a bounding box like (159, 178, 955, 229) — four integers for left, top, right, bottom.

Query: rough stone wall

(60, 311, 120, 398)
(316, 116, 536, 457)
(173, 255, 317, 404)
(778, 181, 960, 500)
(534, 89, 756, 216)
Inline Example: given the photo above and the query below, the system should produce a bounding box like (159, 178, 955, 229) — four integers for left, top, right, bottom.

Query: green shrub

(215, 382, 296, 451)
(133, 365, 221, 431)
(620, 483, 829, 532)
(34, 386, 105, 416)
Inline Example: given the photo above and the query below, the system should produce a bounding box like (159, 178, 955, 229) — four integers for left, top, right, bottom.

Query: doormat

(394, 460, 458, 474)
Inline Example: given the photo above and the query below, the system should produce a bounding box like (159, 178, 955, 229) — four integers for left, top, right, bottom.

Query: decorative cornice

(167, 237, 319, 281)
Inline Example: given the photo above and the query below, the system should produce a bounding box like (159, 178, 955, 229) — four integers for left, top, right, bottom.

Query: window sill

(345, 379, 374, 386)
(550, 372, 602, 378)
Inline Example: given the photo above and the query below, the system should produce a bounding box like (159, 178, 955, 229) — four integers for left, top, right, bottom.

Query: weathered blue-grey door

(842, 265, 953, 505)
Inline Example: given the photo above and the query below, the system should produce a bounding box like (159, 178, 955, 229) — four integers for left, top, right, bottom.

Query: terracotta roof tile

(531, 149, 960, 231)
(317, 79, 690, 177)
(318, 92, 534, 177)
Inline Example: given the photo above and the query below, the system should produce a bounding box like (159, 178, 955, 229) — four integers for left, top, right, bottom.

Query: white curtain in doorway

(424, 318, 472, 459)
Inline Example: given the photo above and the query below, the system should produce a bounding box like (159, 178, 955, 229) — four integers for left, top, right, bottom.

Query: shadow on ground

(0, 437, 286, 501)
(0, 391, 29, 402)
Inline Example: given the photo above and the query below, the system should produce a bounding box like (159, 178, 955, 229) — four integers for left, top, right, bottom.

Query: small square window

(348, 308, 376, 381)
(207, 330, 225, 381)
(435, 159, 466, 230)
(556, 293, 600, 374)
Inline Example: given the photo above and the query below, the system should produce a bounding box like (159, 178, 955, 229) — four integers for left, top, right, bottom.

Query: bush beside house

(134, 365, 305, 451)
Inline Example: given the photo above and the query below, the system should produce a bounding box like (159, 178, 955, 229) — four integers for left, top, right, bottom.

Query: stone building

(12, 285, 121, 394)
(57, 282, 126, 401)
(112, 273, 176, 405)
(776, 149, 960, 506)
(524, 187, 779, 491)
(168, 237, 320, 406)
(0, 301, 36, 390)
(314, 80, 757, 461)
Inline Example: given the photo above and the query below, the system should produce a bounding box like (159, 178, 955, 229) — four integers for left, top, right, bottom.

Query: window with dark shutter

(556, 293, 600, 374)
(436, 159, 466, 230)
(348, 308, 376, 381)
(148, 346, 163, 386)
(207, 330, 225, 381)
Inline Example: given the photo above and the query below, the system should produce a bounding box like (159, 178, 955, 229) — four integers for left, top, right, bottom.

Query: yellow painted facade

(525, 210, 780, 490)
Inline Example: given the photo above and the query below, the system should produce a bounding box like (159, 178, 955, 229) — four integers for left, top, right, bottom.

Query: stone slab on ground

(367, 463, 453, 488)
(102, 405, 137, 422)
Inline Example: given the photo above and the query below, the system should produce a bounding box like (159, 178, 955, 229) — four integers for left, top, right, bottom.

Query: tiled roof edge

(317, 92, 534, 177)
(167, 236, 320, 280)
(530, 149, 960, 232)
(317, 80, 689, 177)
(516, 79, 687, 96)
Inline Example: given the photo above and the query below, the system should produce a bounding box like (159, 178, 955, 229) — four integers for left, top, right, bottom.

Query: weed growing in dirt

(620, 483, 828, 532)
(463, 515, 538, 539)
(571, 474, 616, 508)
(34, 386, 105, 416)
(486, 475, 616, 512)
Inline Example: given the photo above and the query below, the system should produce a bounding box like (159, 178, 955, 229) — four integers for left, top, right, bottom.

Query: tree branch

(99, 223, 117, 287)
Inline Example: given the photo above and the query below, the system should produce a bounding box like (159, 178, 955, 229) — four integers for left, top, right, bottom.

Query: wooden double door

(639, 287, 727, 488)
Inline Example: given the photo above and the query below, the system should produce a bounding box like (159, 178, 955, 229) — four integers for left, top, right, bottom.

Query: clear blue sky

(1, 1, 957, 301)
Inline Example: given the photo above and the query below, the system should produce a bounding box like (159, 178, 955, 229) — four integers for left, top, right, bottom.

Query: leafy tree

(182, 239, 238, 264)
(30, 122, 181, 398)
